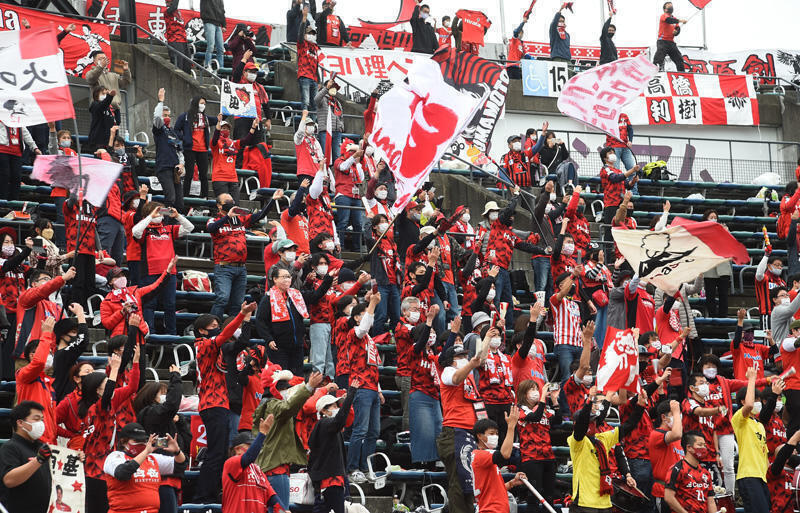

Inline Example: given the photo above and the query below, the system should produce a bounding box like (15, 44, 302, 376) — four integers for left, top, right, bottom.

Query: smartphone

(155, 437, 169, 448)
(158, 207, 172, 215)
(549, 382, 560, 391)
(229, 206, 250, 216)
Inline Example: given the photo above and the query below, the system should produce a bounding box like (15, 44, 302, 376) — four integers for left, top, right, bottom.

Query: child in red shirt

(222, 415, 282, 513)
(471, 407, 526, 513)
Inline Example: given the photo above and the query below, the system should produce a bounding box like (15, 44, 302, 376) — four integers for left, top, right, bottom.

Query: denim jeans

(318, 130, 342, 164)
(298, 77, 317, 113)
(211, 264, 247, 318)
(156, 167, 184, 212)
(628, 458, 654, 513)
(348, 389, 380, 472)
(228, 412, 240, 444)
(203, 22, 224, 68)
(142, 272, 177, 335)
(267, 474, 290, 510)
(374, 284, 401, 336)
(615, 147, 638, 193)
(594, 305, 608, 350)
(532, 257, 553, 300)
(334, 195, 363, 251)
(158, 485, 178, 513)
(494, 268, 514, 327)
(431, 293, 446, 335)
(441, 281, 461, 321)
(310, 322, 334, 377)
(313, 483, 345, 513)
(554, 344, 583, 412)
(409, 391, 442, 463)
(97, 216, 125, 267)
(196, 406, 231, 502)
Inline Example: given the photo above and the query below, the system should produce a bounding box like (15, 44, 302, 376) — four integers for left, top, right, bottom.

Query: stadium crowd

(0, 1, 797, 513)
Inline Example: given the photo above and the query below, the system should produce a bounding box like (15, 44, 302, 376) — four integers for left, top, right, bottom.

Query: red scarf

(557, 22, 567, 40)
(269, 286, 309, 321)
(328, 96, 342, 117)
(589, 434, 614, 495)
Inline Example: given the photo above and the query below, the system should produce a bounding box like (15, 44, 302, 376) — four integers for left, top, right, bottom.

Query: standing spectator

(222, 416, 280, 513)
(599, 146, 638, 240)
(207, 190, 280, 318)
(287, 0, 315, 44)
(16, 316, 58, 444)
(731, 309, 775, 381)
(231, 49, 272, 140)
(605, 114, 636, 186)
(297, 14, 320, 113)
(411, 1, 437, 54)
(165, 0, 190, 73)
(478, 325, 516, 443)
(436, 16, 452, 47)
(549, 4, 571, 63)
(703, 209, 733, 317)
(200, 0, 226, 71)
(471, 409, 527, 513)
(101, 261, 174, 338)
(732, 368, 770, 512)
(306, 167, 338, 249)
(192, 302, 253, 503)
(63, 193, 98, 307)
(0, 120, 40, 200)
(97, 131, 127, 266)
(365, 215, 401, 335)
(0, 401, 52, 513)
(649, 400, 685, 513)
(86, 51, 131, 112)
(122, 186, 148, 285)
(502, 135, 532, 188)
(175, 96, 217, 200)
(517, 380, 562, 511)
(88, 87, 119, 152)
(333, 140, 365, 252)
(599, 14, 617, 64)
(770, 286, 800, 353)
(295, 111, 324, 183)
(153, 87, 185, 212)
(47, 124, 76, 247)
(315, 0, 350, 47)
(132, 203, 194, 335)
(653, 2, 687, 72)
(211, 118, 257, 204)
(507, 15, 529, 80)
(315, 79, 344, 163)
(228, 24, 256, 71)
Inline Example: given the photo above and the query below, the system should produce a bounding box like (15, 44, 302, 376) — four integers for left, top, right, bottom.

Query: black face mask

(608, 31, 615, 38)
(569, 285, 576, 296)
(416, 274, 426, 284)
(639, 361, 648, 373)
(221, 202, 235, 212)
(204, 327, 221, 338)
(577, 205, 585, 215)
(666, 6, 674, 13)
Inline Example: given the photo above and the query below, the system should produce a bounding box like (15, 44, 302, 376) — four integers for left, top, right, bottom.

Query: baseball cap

(106, 267, 127, 282)
(244, 62, 258, 71)
(315, 394, 341, 412)
(507, 135, 521, 144)
(118, 423, 148, 442)
(273, 239, 298, 252)
(231, 431, 255, 448)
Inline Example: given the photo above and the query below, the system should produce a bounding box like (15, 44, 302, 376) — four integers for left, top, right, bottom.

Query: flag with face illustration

(597, 327, 640, 394)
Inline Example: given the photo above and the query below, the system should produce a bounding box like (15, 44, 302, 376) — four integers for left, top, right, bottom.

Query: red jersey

(297, 37, 320, 80)
(565, 194, 591, 254)
(211, 135, 242, 182)
(600, 166, 628, 208)
(105, 452, 165, 513)
(550, 253, 576, 287)
(123, 211, 140, 261)
(478, 351, 515, 404)
(658, 13, 678, 42)
(550, 295, 582, 348)
(766, 413, 787, 461)
(564, 375, 589, 416)
(626, 285, 656, 332)
(440, 366, 480, 430)
(280, 210, 310, 255)
(456, 9, 491, 46)
(756, 272, 785, 316)
(306, 192, 335, 243)
(768, 466, 795, 513)
(665, 459, 715, 513)
(238, 374, 264, 432)
(333, 316, 351, 376)
(705, 379, 734, 436)
(518, 404, 556, 461)
(347, 326, 380, 391)
(502, 151, 531, 187)
(680, 398, 718, 462)
(195, 313, 243, 411)
(223, 454, 276, 513)
(0, 255, 28, 311)
(15, 331, 57, 444)
(472, 449, 508, 513)
(620, 394, 658, 460)
(510, 340, 547, 391)
(138, 223, 179, 276)
(394, 321, 417, 377)
(334, 154, 364, 198)
(486, 219, 521, 270)
(508, 37, 524, 63)
(64, 201, 98, 255)
(732, 340, 771, 380)
(648, 428, 685, 498)
(409, 345, 440, 400)
(164, 6, 186, 43)
(436, 27, 451, 46)
(605, 114, 631, 148)
(209, 213, 253, 265)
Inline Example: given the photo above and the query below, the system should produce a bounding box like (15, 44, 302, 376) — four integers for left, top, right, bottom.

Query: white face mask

(365, 147, 374, 157)
(306, 125, 316, 135)
(528, 390, 540, 403)
(23, 420, 45, 440)
(407, 310, 420, 323)
(528, 345, 538, 358)
(782, 297, 791, 305)
(607, 153, 617, 164)
(771, 266, 783, 276)
(378, 222, 390, 233)
(665, 415, 674, 428)
(485, 434, 499, 450)
(327, 407, 339, 417)
(284, 251, 296, 263)
(45, 353, 54, 370)
(444, 20, 451, 28)
(695, 383, 710, 398)
(549, 192, 557, 202)
(488, 212, 499, 222)
(233, 328, 242, 340)
(198, 103, 206, 112)
(316, 265, 328, 276)
(329, 88, 338, 96)
(157, 394, 166, 404)
(132, 199, 140, 209)
(489, 337, 502, 349)
(113, 276, 127, 289)
(454, 358, 468, 369)
(461, 213, 471, 223)
(152, 216, 164, 224)
(562, 243, 575, 256)
(486, 289, 496, 301)
(376, 190, 388, 200)
(703, 367, 718, 379)
(650, 340, 662, 350)
(582, 374, 593, 386)
(420, 11, 430, 19)
(1, 244, 14, 257)
(323, 240, 335, 251)
(776, 400, 784, 413)
(98, 94, 107, 102)
(305, 34, 317, 44)
(512, 141, 522, 151)
(246, 72, 257, 82)
(752, 401, 762, 415)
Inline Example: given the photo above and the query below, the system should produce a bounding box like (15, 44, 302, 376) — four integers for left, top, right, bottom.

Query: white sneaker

(349, 470, 367, 484)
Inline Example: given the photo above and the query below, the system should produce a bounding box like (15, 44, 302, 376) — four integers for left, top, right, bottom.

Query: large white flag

(557, 54, 657, 140)
(367, 59, 483, 213)
(0, 27, 75, 127)
(220, 79, 257, 118)
(32, 155, 122, 207)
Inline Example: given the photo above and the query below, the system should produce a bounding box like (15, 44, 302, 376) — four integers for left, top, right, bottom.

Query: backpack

(182, 270, 212, 292)
(642, 160, 671, 181)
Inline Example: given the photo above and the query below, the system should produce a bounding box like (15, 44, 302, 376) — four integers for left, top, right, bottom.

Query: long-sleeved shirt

(410, 4, 437, 54)
(599, 17, 617, 64)
(549, 11, 571, 60)
(85, 66, 132, 110)
(771, 290, 800, 344)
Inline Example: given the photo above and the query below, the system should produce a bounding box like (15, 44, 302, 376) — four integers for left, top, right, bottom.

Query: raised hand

(259, 413, 275, 435)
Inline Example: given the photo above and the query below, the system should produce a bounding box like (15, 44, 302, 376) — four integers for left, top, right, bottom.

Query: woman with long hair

(174, 96, 217, 200)
(55, 363, 99, 450)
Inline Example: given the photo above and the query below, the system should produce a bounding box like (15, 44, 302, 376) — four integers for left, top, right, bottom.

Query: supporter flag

(612, 217, 749, 295)
(689, 0, 713, 8)
(48, 445, 85, 513)
(32, 155, 123, 207)
(357, 0, 417, 29)
(557, 54, 657, 140)
(220, 79, 257, 118)
(523, 0, 538, 19)
(0, 27, 75, 127)
(597, 327, 640, 394)
(368, 59, 483, 214)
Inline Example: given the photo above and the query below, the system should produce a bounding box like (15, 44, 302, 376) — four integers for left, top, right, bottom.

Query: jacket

(200, 0, 226, 28)
(599, 17, 617, 64)
(307, 387, 357, 482)
(153, 101, 182, 170)
(16, 331, 57, 444)
(88, 95, 119, 149)
(137, 371, 182, 437)
(256, 285, 325, 348)
(653, 275, 703, 339)
(15, 276, 66, 358)
(101, 276, 168, 337)
(314, 87, 345, 134)
(287, 0, 316, 44)
(314, 7, 349, 46)
(548, 11, 571, 60)
(252, 383, 313, 471)
(85, 66, 132, 110)
(227, 33, 256, 71)
(174, 112, 218, 151)
(410, 5, 437, 54)
(0, 122, 36, 149)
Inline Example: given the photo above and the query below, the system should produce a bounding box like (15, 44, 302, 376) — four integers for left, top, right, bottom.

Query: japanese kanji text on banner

(317, 46, 422, 101)
(48, 446, 85, 513)
(220, 80, 258, 118)
(0, 27, 75, 127)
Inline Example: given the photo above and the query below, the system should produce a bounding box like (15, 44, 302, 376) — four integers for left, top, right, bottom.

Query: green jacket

(252, 384, 313, 471)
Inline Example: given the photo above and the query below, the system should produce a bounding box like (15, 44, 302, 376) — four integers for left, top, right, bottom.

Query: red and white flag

(557, 54, 657, 140)
(368, 59, 482, 214)
(689, 0, 713, 9)
(0, 27, 75, 127)
(612, 217, 749, 295)
(32, 155, 122, 207)
(597, 327, 640, 394)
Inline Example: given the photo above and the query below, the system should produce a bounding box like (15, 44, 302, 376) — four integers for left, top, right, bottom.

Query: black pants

(520, 459, 556, 513)
(485, 403, 511, 442)
(1, 312, 16, 381)
(0, 153, 22, 200)
(738, 477, 770, 513)
(183, 150, 209, 199)
(196, 406, 231, 502)
(704, 276, 730, 318)
(86, 475, 109, 513)
(602, 205, 618, 241)
(784, 389, 800, 438)
(71, 253, 96, 308)
(312, 483, 345, 513)
(267, 342, 304, 376)
(169, 40, 191, 73)
(156, 167, 185, 212)
(653, 40, 685, 72)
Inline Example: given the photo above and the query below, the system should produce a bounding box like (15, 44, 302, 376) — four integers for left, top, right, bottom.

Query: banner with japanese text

(349, 25, 413, 51)
(679, 48, 800, 86)
(48, 446, 85, 513)
(0, 4, 111, 78)
(220, 80, 257, 117)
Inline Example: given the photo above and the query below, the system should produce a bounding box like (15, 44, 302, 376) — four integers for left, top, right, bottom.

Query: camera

(155, 437, 169, 448)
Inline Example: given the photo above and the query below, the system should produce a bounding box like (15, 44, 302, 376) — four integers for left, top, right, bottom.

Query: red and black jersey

(165, 7, 186, 43)
(658, 13, 679, 42)
(485, 219, 520, 270)
(705, 380, 734, 436)
(605, 114, 631, 148)
(756, 272, 786, 316)
(376, 235, 399, 285)
(768, 466, 795, 513)
(478, 351, 515, 404)
(402, 271, 435, 316)
(564, 375, 589, 415)
(64, 201, 98, 255)
(306, 193, 335, 243)
(209, 213, 253, 265)
(550, 253, 576, 287)
(666, 459, 715, 513)
(409, 346, 440, 399)
(518, 404, 556, 461)
(297, 38, 320, 80)
(680, 398, 718, 462)
(333, 316, 351, 376)
(404, 244, 429, 283)
(347, 327, 380, 391)
(394, 321, 417, 377)
(196, 336, 230, 411)
(308, 276, 361, 325)
(0, 257, 28, 311)
(600, 166, 628, 208)
(502, 150, 531, 188)
(766, 413, 787, 462)
(620, 392, 659, 460)
(123, 210, 140, 261)
(139, 223, 180, 276)
(731, 340, 771, 380)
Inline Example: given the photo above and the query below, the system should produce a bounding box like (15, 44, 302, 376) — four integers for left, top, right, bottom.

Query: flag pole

(521, 478, 560, 513)
(70, 117, 85, 270)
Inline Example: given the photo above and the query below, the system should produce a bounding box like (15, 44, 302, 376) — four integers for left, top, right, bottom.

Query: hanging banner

(679, 48, 800, 86)
(220, 80, 257, 118)
(521, 60, 569, 97)
(349, 26, 413, 51)
(0, 4, 112, 78)
(48, 446, 86, 513)
(521, 41, 648, 63)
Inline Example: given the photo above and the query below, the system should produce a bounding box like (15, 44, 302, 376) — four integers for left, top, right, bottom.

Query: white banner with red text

(48, 446, 86, 513)
(678, 48, 800, 85)
(520, 41, 648, 63)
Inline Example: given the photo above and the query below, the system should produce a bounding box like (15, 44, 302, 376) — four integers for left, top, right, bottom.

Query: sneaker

(349, 470, 367, 484)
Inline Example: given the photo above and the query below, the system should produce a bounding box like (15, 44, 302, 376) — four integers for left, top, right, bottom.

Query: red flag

(606, 0, 617, 15)
(357, 0, 417, 29)
(689, 0, 713, 8)
(597, 327, 640, 394)
(0, 27, 75, 127)
(32, 155, 122, 207)
(523, 0, 538, 19)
